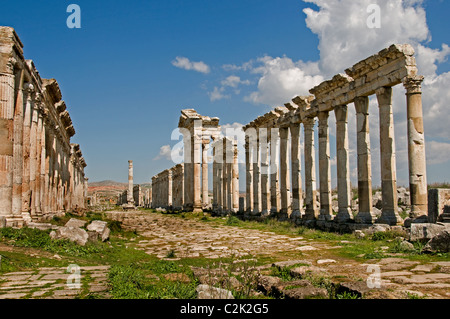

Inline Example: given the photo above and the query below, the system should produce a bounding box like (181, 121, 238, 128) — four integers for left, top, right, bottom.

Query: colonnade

(0, 27, 87, 226)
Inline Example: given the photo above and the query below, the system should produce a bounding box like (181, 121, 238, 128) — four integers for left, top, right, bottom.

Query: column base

(318, 214, 334, 221)
(122, 203, 136, 211)
(335, 208, 353, 223)
(290, 210, 302, 220)
(377, 210, 403, 226)
(355, 211, 376, 224)
(261, 209, 271, 218)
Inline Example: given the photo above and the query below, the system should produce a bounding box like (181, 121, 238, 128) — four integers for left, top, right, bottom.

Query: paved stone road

(0, 266, 110, 299)
(106, 211, 450, 299)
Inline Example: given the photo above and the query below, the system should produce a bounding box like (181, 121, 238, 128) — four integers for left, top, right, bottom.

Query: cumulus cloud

(208, 86, 230, 101)
(244, 56, 324, 106)
(172, 56, 210, 74)
(153, 145, 172, 161)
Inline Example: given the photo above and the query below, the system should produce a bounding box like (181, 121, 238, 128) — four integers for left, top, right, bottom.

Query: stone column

(127, 160, 134, 205)
(252, 129, 261, 215)
(245, 132, 254, 213)
(376, 87, 401, 225)
(193, 135, 202, 212)
(29, 96, 38, 218)
(202, 142, 209, 208)
(232, 140, 239, 213)
(222, 139, 228, 211)
(168, 169, 173, 208)
(317, 111, 333, 221)
(334, 105, 353, 223)
(226, 142, 233, 211)
(270, 128, 281, 213)
(403, 76, 428, 221)
(183, 129, 193, 211)
(260, 128, 271, 216)
(303, 118, 318, 220)
(212, 143, 218, 211)
(0, 71, 15, 220)
(22, 84, 33, 220)
(290, 124, 303, 219)
(34, 109, 44, 217)
(354, 96, 375, 224)
(217, 142, 223, 212)
(279, 127, 291, 216)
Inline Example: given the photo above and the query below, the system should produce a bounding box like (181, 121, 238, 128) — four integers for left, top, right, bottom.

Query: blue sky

(1, 0, 449, 187)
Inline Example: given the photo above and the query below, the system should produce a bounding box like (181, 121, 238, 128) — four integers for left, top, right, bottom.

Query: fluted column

(12, 76, 25, 222)
(334, 105, 353, 223)
(403, 76, 428, 221)
(317, 111, 333, 221)
(303, 118, 318, 220)
(270, 128, 281, 213)
(226, 141, 233, 211)
(279, 127, 291, 215)
(260, 128, 270, 216)
(290, 124, 303, 218)
(252, 129, 261, 215)
(0, 71, 15, 220)
(232, 140, 239, 213)
(217, 142, 223, 212)
(245, 132, 254, 213)
(127, 160, 134, 205)
(193, 135, 202, 212)
(29, 96, 38, 218)
(34, 107, 44, 216)
(202, 142, 209, 208)
(354, 96, 375, 224)
(212, 143, 218, 211)
(376, 87, 401, 225)
(222, 140, 228, 211)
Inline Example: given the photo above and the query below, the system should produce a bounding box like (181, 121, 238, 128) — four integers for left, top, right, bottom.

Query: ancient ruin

(0, 27, 87, 227)
(149, 44, 445, 229)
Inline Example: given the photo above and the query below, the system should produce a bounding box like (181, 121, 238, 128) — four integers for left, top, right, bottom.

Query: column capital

(403, 75, 424, 94)
(317, 111, 329, 123)
(375, 86, 393, 106)
(303, 117, 316, 129)
(354, 96, 370, 114)
(334, 104, 348, 123)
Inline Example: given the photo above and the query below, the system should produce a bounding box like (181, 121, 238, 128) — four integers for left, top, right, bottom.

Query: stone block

(196, 284, 234, 299)
(87, 220, 110, 242)
(424, 230, 450, 253)
(50, 226, 89, 246)
(65, 218, 87, 228)
(428, 189, 450, 223)
(409, 223, 446, 242)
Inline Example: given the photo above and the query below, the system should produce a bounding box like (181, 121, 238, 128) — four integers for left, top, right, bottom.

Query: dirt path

(106, 211, 450, 299)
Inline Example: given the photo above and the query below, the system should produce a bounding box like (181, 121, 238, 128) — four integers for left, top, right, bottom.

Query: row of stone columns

(0, 26, 88, 226)
(212, 137, 239, 213)
(242, 77, 427, 226)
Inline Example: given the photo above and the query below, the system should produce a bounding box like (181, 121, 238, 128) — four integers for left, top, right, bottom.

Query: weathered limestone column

(212, 143, 218, 211)
(245, 132, 254, 213)
(217, 142, 223, 212)
(12, 75, 25, 222)
(270, 128, 281, 213)
(34, 106, 44, 217)
(168, 169, 173, 208)
(202, 141, 209, 208)
(317, 111, 333, 221)
(232, 140, 239, 213)
(354, 96, 375, 224)
(22, 83, 33, 220)
(403, 76, 428, 220)
(303, 118, 319, 220)
(0, 69, 15, 219)
(259, 128, 271, 216)
(279, 127, 291, 215)
(334, 105, 353, 223)
(183, 129, 193, 211)
(290, 124, 303, 218)
(29, 95, 38, 218)
(252, 129, 261, 215)
(127, 160, 134, 205)
(193, 135, 202, 212)
(222, 139, 228, 211)
(226, 141, 233, 211)
(376, 87, 401, 225)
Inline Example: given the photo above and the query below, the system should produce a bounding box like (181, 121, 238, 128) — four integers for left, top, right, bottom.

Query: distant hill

(89, 180, 127, 188)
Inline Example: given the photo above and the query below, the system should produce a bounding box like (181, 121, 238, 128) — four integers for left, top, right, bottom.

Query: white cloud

(244, 56, 324, 106)
(153, 145, 172, 161)
(208, 86, 230, 101)
(221, 75, 251, 88)
(172, 56, 210, 74)
(426, 141, 450, 165)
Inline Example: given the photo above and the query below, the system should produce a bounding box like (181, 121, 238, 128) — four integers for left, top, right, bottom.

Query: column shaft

(279, 127, 290, 215)
(376, 87, 401, 225)
(303, 119, 318, 220)
(270, 128, 281, 213)
(354, 96, 375, 224)
(202, 142, 209, 208)
(334, 105, 352, 223)
(260, 128, 270, 216)
(290, 124, 303, 218)
(317, 112, 333, 221)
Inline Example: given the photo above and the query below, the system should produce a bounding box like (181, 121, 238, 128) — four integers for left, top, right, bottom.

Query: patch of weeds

(270, 267, 296, 282)
(371, 232, 388, 241)
(165, 250, 176, 259)
(406, 292, 427, 299)
(225, 216, 241, 226)
(335, 291, 361, 299)
(107, 220, 123, 233)
(303, 272, 335, 299)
